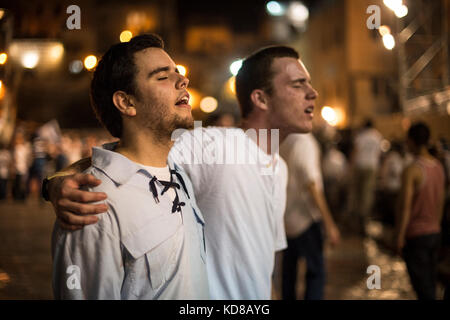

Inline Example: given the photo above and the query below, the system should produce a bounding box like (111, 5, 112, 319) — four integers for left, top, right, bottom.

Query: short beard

(139, 101, 194, 142)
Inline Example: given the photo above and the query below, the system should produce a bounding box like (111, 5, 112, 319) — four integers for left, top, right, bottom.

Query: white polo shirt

(169, 127, 287, 300)
(52, 147, 209, 300)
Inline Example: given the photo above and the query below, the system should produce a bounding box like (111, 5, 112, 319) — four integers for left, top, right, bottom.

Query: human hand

(326, 223, 341, 247)
(48, 173, 108, 230)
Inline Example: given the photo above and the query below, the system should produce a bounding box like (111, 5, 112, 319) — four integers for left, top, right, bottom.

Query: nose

(176, 73, 189, 89)
(307, 85, 318, 100)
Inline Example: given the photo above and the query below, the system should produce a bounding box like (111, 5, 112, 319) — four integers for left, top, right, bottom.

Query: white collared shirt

(52, 147, 209, 300)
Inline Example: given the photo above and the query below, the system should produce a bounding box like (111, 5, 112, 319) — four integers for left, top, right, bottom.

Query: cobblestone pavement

(0, 198, 423, 300)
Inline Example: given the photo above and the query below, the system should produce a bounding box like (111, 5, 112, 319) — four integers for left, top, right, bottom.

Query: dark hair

(90, 34, 164, 138)
(408, 122, 430, 147)
(235, 46, 299, 119)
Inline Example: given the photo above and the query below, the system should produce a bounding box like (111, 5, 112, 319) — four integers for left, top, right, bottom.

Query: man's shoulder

(82, 166, 116, 193)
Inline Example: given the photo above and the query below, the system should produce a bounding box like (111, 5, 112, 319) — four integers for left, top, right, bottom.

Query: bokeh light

(200, 96, 218, 113)
(229, 59, 243, 76)
(383, 0, 403, 11)
(321, 106, 338, 126)
(22, 51, 39, 69)
(0, 53, 7, 64)
(84, 55, 97, 70)
(378, 25, 391, 37)
(394, 5, 408, 18)
(382, 34, 395, 50)
(287, 1, 309, 27)
(69, 60, 83, 74)
(120, 30, 133, 43)
(266, 1, 285, 16)
(176, 64, 187, 76)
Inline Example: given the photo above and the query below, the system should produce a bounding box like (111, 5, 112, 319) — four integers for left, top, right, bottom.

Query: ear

(112, 91, 137, 117)
(249, 89, 269, 112)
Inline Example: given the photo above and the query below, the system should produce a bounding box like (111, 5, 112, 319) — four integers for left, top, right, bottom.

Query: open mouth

(305, 106, 314, 114)
(175, 94, 190, 107)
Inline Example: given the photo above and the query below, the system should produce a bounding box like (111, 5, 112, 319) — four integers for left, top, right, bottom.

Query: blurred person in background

(12, 132, 31, 201)
(322, 140, 348, 219)
(377, 141, 405, 226)
(280, 132, 340, 300)
(430, 138, 450, 300)
(47, 142, 69, 173)
(27, 133, 48, 196)
(350, 119, 383, 235)
(395, 122, 445, 300)
(0, 142, 12, 200)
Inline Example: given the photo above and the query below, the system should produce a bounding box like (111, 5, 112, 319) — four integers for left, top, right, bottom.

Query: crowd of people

(0, 128, 111, 201)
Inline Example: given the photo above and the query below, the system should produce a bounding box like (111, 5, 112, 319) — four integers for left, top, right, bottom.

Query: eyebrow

(147, 66, 180, 78)
(291, 77, 310, 84)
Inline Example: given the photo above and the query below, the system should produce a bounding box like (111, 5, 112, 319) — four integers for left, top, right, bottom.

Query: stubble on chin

(143, 106, 194, 141)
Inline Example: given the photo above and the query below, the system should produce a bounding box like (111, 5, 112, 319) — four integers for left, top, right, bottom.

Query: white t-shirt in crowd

(14, 143, 31, 175)
(379, 151, 404, 192)
(353, 128, 383, 170)
(169, 126, 288, 300)
(280, 133, 323, 238)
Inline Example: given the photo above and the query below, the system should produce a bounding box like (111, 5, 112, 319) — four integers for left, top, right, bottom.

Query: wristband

(41, 172, 73, 202)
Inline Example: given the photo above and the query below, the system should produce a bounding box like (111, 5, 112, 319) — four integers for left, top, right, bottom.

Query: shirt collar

(94, 143, 180, 185)
(92, 147, 142, 185)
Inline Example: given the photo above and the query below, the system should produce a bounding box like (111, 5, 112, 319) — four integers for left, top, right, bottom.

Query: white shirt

(140, 165, 176, 201)
(52, 147, 209, 299)
(379, 151, 404, 192)
(14, 143, 31, 175)
(280, 133, 324, 238)
(169, 127, 288, 300)
(353, 128, 383, 170)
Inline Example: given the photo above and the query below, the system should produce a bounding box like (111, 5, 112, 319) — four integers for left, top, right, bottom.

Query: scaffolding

(397, 0, 450, 116)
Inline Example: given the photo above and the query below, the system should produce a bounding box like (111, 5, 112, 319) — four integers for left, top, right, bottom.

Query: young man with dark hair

(51, 34, 209, 299)
(396, 122, 445, 300)
(46, 43, 318, 299)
